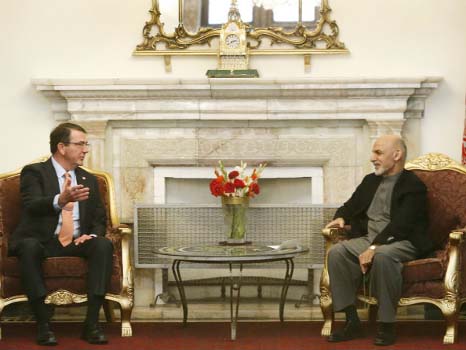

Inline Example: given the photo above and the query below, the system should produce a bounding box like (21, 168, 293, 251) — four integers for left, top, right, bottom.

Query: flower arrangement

(209, 161, 266, 198)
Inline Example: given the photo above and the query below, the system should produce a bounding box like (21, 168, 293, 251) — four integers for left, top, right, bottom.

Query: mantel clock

(206, 0, 259, 78)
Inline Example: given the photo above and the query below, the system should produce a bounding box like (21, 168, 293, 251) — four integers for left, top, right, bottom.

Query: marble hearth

(33, 77, 440, 309)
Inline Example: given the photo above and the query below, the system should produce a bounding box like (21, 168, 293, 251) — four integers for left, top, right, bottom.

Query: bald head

(370, 134, 407, 176)
(378, 134, 407, 160)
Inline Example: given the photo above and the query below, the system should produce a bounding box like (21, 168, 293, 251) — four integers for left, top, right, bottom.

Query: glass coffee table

(155, 243, 308, 340)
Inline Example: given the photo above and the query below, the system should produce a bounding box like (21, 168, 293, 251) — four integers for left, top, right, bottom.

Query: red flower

(233, 179, 245, 188)
(209, 179, 224, 197)
(228, 170, 239, 179)
(249, 182, 260, 196)
(224, 182, 236, 193)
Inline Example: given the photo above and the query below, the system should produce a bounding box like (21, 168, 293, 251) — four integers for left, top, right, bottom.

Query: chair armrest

(105, 224, 134, 299)
(106, 224, 132, 242)
(322, 225, 350, 244)
(115, 224, 132, 237)
(443, 230, 465, 297)
(449, 229, 464, 244)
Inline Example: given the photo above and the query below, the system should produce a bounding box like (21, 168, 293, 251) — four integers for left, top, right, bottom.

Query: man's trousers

(327, 237, 417, 322)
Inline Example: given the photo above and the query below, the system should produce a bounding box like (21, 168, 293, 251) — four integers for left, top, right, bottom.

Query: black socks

(29, 297, 49, 325)
(379, 322, 395, 333)
(85, 294, 105, 326)
(343, 305, 361, 324)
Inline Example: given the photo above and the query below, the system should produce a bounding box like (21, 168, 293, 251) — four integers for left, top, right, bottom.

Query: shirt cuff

(53, 194, 61, 211)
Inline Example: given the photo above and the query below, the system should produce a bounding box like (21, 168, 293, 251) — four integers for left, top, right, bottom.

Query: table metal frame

(157, 245, 306, 340)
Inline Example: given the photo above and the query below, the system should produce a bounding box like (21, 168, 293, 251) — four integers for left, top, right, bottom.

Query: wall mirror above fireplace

(134, 0, 347, 72)
(182, 0, 321, 34)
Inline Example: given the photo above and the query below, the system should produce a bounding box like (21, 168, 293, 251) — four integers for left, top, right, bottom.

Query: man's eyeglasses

(63, 141, 91, 148)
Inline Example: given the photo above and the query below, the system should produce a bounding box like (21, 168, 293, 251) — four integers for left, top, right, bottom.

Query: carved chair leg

(437, 299, 459, 344)
(320, 272, 334, 336)
(103, 300, 115, 322)
(440, 303, 458, 344)
(119, 302, 133, 337)
(0, 302, 4, 340)
(110, 296, 133, 337)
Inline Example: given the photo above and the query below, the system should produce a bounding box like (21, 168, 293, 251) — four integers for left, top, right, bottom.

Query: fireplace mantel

(34, 77, 440, 121)
(33, 77, 440, 222)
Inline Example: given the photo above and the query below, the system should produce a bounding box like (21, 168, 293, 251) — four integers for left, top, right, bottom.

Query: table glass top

(156, 244, 307, 260)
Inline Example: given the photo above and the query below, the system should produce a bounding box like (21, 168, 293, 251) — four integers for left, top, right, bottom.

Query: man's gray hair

(398, 137, 408, 162)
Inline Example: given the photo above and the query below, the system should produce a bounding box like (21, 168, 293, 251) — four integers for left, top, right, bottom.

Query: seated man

(325, 134, 432, 346)
(9, 123, 113, 346)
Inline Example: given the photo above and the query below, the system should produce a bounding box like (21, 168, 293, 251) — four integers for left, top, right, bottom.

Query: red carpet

(1, 321, 465, 350)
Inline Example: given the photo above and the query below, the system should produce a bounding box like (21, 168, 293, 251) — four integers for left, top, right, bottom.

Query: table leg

(229, 263, 243, 340)
(172, 260, 188, 325)
(279, 258, 294, 322)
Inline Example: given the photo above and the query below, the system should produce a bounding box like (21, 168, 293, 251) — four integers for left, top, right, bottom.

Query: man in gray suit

(325, 134, 432, 346)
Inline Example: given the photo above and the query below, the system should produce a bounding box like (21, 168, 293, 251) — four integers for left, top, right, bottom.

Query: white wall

(1, 0, 465, 173)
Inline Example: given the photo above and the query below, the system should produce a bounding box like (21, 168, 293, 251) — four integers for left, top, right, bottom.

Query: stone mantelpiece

(33, 77, 440, 223)
(34, 77, 438, 119)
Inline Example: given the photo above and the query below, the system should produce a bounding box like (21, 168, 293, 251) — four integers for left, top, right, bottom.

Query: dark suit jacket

(10, 158, 106, 250)
(334, 169, 432, 256)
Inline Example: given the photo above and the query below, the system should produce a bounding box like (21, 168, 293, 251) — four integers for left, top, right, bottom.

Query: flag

(463, 126, 466, 165)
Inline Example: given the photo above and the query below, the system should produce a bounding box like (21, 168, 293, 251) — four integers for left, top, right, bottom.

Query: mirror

(181, 0, 320, 33)
(135, 0, 345, 56)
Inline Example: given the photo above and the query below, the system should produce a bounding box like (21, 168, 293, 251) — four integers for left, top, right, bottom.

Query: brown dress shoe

(327, 321, 364, 342)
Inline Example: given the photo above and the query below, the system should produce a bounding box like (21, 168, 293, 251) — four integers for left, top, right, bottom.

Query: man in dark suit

(9, 123, 113, 346)
(325, 134, 432, 346)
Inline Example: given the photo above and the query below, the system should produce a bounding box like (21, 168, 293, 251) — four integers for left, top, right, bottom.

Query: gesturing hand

(58, 172, 90, 207)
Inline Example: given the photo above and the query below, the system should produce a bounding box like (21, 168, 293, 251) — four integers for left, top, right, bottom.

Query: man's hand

(325, 217, 345, 229)
(74, 234, 94, 245)
(58, 172, 90, 207)
(359, 248, 376, 274)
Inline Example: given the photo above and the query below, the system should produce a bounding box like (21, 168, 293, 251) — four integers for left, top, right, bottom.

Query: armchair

(0, 161, 134, 338)
(320, 153, 466, 344)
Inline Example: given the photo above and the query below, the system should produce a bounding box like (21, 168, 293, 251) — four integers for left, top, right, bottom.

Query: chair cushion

(402, 280, 446, 299)
(3, 256, 88, 277)
(1, 255, 122, 298)
(2, 254, 121, 278)
(402, 257, 444, 283)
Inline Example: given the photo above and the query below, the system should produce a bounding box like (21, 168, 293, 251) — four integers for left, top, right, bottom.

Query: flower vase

(222, 196, 249, 244)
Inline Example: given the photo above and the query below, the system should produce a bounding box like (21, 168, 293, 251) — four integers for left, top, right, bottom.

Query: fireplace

(153, 166, 323, 204)
(33, 77, 440, 307)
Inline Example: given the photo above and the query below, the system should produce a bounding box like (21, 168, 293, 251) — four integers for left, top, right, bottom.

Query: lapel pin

(82, 176, 86, 180)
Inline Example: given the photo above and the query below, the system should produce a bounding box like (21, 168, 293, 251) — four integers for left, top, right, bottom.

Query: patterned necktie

(58, 173, 74, 246)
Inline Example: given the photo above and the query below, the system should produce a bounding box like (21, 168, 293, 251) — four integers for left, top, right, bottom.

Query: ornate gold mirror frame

(134, 0, 347, 72)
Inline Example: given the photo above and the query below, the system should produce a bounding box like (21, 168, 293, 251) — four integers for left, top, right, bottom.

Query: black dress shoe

(37, 322, 58, 346)
(327, 321, 364, 342)
(81, 323, 108, 344)
(374, 329, 396, 346)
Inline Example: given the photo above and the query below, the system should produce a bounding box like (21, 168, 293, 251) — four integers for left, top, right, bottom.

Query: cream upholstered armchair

(0, 162, 134, 338)
(320, 153, 466, 344)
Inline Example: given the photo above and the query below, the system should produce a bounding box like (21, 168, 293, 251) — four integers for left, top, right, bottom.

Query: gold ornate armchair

(0, 162, 134, 338)
(320, 153, 466, 344)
